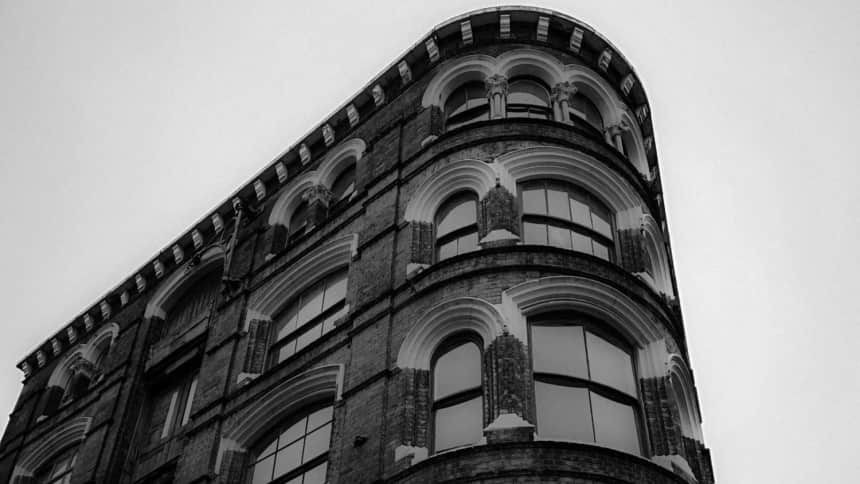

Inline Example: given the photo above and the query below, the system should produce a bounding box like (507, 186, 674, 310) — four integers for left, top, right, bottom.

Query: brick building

(0, 6, 714, 484)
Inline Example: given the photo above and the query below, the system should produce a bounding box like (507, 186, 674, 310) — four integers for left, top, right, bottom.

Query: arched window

(248, 403, 333, 484)
(431, 336, 483, 452)
(520, 180, 615, 261)
(33, 446, 78, 484)
(435, 193, 479, 261)
(290, 201, 311, 241)
(162, 270, 221, 340)
(330, 164, 356, 206)
(569, 93, 604, 133)
(506, 77, 552, 119)
(530, 314, 641, 455)
(444, 81, 489, 130)
(269, 269, 348, 366)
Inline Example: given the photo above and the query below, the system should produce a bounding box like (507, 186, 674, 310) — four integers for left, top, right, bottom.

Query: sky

(1, 1, 858, 482)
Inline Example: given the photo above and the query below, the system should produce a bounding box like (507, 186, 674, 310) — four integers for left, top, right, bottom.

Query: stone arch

(144, 246, 225, 319)
(668, 354, 704, 441)
(421, 54, 497, 108)
(215, 365, 343, 473)
(566, 69, 625, 128)
(619, 109, 649, 177)
(316, 138, 366, 189)
(496, 49, 566, 87)
(46, 323, 119, 394)
(396, 297, 512, 370)
(267, 172, 319, 228)
(404, 160, 498, 223)
(641, 214, 674, 296)
(11, 416, 91, 482)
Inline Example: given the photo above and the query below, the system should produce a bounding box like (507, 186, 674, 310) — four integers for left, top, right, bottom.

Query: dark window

(289, 202, 311, 241)
(569, 93, 604, 133)
(506, 77, 552, 119)
(145, 371, 198, 447)
(444, 81, 489, 130)
(269, 270, 348, 366)
(435, 193, 479, 262)
(530, 315, 641, 455)
(249, 404, 333, 484)
(330, 165, 356, 209)
(431, 336, 483, 452)
(520, 180, 614, 261)
(163, 270, 221, 340)
(34, 446, 78, 484)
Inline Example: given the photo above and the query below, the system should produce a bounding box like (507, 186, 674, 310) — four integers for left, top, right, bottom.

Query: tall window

(435, 193, 479, 261)
(444, 81, 489, 130)
(569, 93, 604, 133)
(34, 447, 78, 484)
(530, 315, 641, 455)
(163, 270, 221, 340)
(269, 270, 348, 366)
(506, 77, 552, 119)
(431, 336, 483, 452)
(290, 202, 311, 241)
(330, 165, 356, 206)
(520, 180, 615, 261)
(145, 371, 198, 447)
(248, 404, 333, 484)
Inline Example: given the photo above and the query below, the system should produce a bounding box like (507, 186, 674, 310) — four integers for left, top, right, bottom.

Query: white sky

(1, 1, 858, 482)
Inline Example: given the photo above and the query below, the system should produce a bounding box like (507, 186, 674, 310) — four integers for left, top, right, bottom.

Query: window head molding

(144, 246, 225, 320)
(396, 296, 511, 370)
(11, 416, 91, 482)
(247, 233, 357, 322)
(641, 214, 674, 297)
(215, 364, 343, 473)
(46, 323, 118, 389)
(667, 354, 704, 441)
(404, 159, 501, 224)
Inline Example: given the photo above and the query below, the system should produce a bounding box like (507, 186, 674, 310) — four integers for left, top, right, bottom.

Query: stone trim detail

(478, 185, 519, 244)
(409, 222, 434, 267)
(242, 319, 271, 376)
(618, 228, 648, 273)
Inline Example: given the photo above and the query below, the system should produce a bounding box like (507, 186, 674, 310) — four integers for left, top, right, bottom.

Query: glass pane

(458, 232, 479, 254)
(535, 381, 593, 442)
(323, 305, 348, 333)
(298, 284, 325, 327)
(547, 189, 570, 220)
(296, 323, 323, 352)
(592, 392, 640, 455)
(290, 204, 309, 235)
(434, 396, 483, 451)
(523, 222, 547, 245)
(522, 188, 546, 215)
(532, 325, 588, 378)
(548, 225, 572, 250)
(308, 406, 333, 431)
(277, 302, 299, 340)
(593, 242, 610, 261)
(508, 80, 549, 106)
(434, 342, 481, 399)
(279, 418, 307, 447)
(322, 273, 347, 311)
(259, 438, 277, 458)
(303, 423, 332, 463)
(570, 198, 591, 227)
(303, 461, 328, 484)
(572, 232, 593, 254)
(273, 440, 303, 478)
(437, 199, 476, 237)
(586, 332, 636, 396)
(437, 240, 457, 261)
(331, 166, 356, 201)
(591, 212, 613, 239)
(284, 477, 302, 484)
(278, 340, 297, 364)
(251, 455, 275, 484)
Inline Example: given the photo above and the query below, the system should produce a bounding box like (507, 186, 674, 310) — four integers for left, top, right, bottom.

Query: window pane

(322, 273, 347, 311)
(437, 199, 476, 237)
(434, 342, 481, 399)
(181, 377, 198, 426)
(458, 232, 479, 255)
(331, 166, 356, 202)
(251, 455, 275, 484)
(572, 232, 593, 254)
(279, 418, 307, 447)
(161, 390, 179, 439)
(296, 323, 323, 352)
(522, 189, 546, 215)
(570, 198, 591, 227)
(323, 305, 348, 333)
(303, 461, 328, 484)
(535, 381, 594, 442)
(273, 440, 303, 479)
(508, 80, 549, 107)
(523, 222, 547, 245)
(434, 396, 483, 451)
(259, 438, 277, 458)
(548, 225, 572, 250)
(298, 284, 325, 326)
(277, 340, 297, 364)
(586, 332, 636, 396)
(437, 240, 457, 261)
(303, 423, 332, 463)
(308, 406, 333, 431)
(591, 392, 640, 455)
(593, 242, 610, 261)
(591, 212, 613, 239)
(276, 302, 299, 340)
(531, 325, 588, 379)
(547, 189, 570, 220)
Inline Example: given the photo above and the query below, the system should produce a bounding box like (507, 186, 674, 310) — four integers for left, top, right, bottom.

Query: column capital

(484, 74, 509, 98)
(302, 184, 333, 206)
(604, 121, 631, 137)
(550, 81, 578, 104)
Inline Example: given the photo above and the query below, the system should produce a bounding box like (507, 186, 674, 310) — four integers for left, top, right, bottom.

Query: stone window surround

(10, 417, 91, 483)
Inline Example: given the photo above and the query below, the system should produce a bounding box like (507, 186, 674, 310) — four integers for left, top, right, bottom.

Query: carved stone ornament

(302, 185, 334, 206)
(484, 74, 509, 98)
(551, 81, 578, 104)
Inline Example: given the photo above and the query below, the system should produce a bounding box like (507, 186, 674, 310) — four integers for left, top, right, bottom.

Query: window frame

(33, 446, 78, 484)
(506, 76, 553, 120)
(568, 92, 605, 136)
(528, 312, 644, 455)
(429, 333, 485, 453)
(443, 81, 490, 130)
(434, 192, 480, 262)
(329, 164, 357, 214)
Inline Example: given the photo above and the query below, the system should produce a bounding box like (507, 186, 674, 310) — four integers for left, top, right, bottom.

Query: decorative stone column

(604, 121, 631, 154)
(484, 74, 509, 119)
(551, 81, 578, 123)
(302, 184, 333, 230)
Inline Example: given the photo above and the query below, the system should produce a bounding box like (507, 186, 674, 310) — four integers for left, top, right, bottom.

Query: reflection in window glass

(434, 396, 483, 451)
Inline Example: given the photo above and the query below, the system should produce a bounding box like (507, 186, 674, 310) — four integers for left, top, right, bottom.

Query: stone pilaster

(551, 81, 578, 123)
(479, 185, 519, 247)
(241, 319, 271, 377)
(617, 228, 648, 273)
(484, 333, 533, 424)
(484, 74, 508, 119)
(407, 222, 434, 276)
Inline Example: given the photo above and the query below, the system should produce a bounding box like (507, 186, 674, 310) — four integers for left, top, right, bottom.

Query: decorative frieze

(275, 161, 288, 184)
(500, 14, 511, 39)
(135, 273, 147, 292)
(346, 104, 360, 127)
(372, 84, 385, 106)
(191, 229, 204, 250)
(153, 259, 165, 279)
(172, 245, 184, 264)
(621, 73, 636, 96)
(322, 124, 335, 147)
(424, 38, 439, 63)
(398, 60, 412, 85)
(536, 16, 549, 42)
(460, 20, 473, 45)
(299, 143, 312, 165)
(100, 300, 112, 319)
(598, 48, 613, 71)
(253, 179, 267, 201)
(569, 26, 585, 53)
(212, 213, 224, 233)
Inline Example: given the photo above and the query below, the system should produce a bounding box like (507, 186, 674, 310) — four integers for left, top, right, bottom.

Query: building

(0, 6, 715, 484)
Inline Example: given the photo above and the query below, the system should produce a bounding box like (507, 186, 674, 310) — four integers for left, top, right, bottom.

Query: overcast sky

(1, 1, 858, 482)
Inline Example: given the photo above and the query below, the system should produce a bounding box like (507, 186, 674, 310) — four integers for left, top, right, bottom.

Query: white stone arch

(422, 55, 497, 108)
(396, 297, 512, 370)
(11, 416, 91, 482)
(641, 214, 674, 297)
(46, 323, 119, 390)
(267, 172, 319, 228)
(495, 145, 647, 229)
(215, 365, 343, 473)
(403, 159, 499, 223)
(619, 109, 649, 177)
(247, 233, 357, 321)
(496, 48, 566, 87)
(46, 347, 87, 390)
(566, 69, 625, 128)
(316, 138, 366, 189)
(501, 275, 668, 378)
(667, 354, 704, 441)
(144, 246, 225, 319)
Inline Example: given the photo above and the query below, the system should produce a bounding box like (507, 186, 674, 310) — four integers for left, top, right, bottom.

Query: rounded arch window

(519, 180, 615, 261)
(330, 164, 356, 206)
(444, 81, 489, 130)
(33, 446, 78, 484)
(569, 93, 604, 133)
(431, 334, 483, 452)
(289, 201, 311, 240)
(506, 77, 551, 119)
(529, 314, 641, 455)
(248, 403, 333, 484)
(435, 192, 479, 261)
(162, 269, 222, 340)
